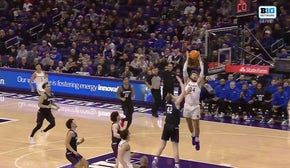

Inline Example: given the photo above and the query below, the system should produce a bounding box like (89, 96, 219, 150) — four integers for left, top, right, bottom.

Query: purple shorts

(66, 152, 83, 166)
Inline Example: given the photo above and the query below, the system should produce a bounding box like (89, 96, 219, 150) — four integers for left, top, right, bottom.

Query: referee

(162, 63, 176, 106)
(146, 67, 162, 117)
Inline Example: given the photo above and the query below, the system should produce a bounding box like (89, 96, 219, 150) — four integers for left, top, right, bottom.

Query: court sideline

(0, 93, 290, 168)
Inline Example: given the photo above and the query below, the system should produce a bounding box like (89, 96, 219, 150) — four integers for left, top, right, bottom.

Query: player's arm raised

(175, 76, 185, 108)
(183, 51, 189, 83)
(197, 55, 204, 86)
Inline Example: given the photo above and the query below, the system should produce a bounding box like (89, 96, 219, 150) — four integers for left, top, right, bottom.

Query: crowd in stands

(202, 73, 290, 125)
(1, 0, 289, 76)
(0, 0, 289, 124)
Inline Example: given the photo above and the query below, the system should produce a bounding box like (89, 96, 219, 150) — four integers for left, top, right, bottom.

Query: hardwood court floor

(0, 96, 290, 168)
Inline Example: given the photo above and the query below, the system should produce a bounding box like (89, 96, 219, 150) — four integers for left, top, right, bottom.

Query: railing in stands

(5, 36, 19, 49)
(73, 1, 85, 10)
(27, 24, 44, 39)
(52, 13, 62, 25)
(271, 38, 285, 54)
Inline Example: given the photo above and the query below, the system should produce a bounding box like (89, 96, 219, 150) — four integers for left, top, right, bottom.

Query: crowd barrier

(0, 68, 152, 106)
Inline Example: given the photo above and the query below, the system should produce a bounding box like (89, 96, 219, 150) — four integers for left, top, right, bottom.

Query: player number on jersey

(166, 106, 173, 114)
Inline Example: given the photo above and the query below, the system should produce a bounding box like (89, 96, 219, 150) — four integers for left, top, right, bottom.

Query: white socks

(191, 132, 195, 137)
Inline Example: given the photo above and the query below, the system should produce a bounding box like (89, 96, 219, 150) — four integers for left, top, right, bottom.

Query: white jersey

(118, 140, 133, 168)
(35, 71, 46, 91)
(185, 80, 201, 106)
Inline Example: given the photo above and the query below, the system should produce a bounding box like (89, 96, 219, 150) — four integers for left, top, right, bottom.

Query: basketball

(189, 50, 199, 60)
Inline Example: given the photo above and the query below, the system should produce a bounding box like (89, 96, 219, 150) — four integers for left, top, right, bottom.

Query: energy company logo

(258, 6, 277, 19)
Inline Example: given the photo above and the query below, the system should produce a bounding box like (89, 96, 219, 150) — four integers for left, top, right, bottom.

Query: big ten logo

(258, 6, 277, 19)
(236, 0, 249, 13)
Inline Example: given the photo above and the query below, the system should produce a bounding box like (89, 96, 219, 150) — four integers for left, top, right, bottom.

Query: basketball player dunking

(183, 51, 204, 151)
(29, 63, 48, 95)
(152, 76, 185, 168)
(29, 82, 59, 144)
(116, 77, 135, 130)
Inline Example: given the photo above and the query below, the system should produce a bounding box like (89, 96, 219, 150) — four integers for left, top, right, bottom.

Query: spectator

(68, 28, 79, 43)
(236, 75, 248, 90)
(54, 60, 67, 73)
(171, 36, 182, 49)
(50, 47, 62, 64)
(137, 67, 152, 80)
(213, 79, 228, 117)
(283, 79, 290, 96)
(138, 55, 148, 70)
(41, 53, 54, 71)
(27, 45, 39, 63)
(0, 29, 6, 55)
(206, 74, 220, 89)
(103, 44, 115, 63)
(183, 2, 196, 15)
(3, 55, 17, 68)
(226, 74, 234, 88)
(248, 79, 258, 93)
(168, 48, 182, 70)
(69, 48, 79, 62)
(121, 66, 133, 79)
(38, 40, 50, 58)
(95, 64, 106, 77)
(18, 57, 31, 69)
(147, 48, 159, 63)
(154, 34, 166, 51)
(226, 82, 241, 120)
(250, 83, 272, 123)
(260, 30, 275, 49)
(65, 57, 74, 71)
(16, 44, 28, 62)
(267, 79, 278, 94)
(268, 86, 289, 125)
(79, 62, 94, 75)
(146, 33, 157, 49)
(239, 84, 254, 120)
(67, 61, 79, 74)
(278, 48, 290, 59)
(0, 0, 9, 16)
(107, 64, 119, 78)
(271, 22, 283, 38)
(130, 55, 141, 76)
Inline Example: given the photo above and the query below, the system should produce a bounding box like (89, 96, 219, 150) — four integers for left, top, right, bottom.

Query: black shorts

(66, 152, 83, 166)
(161, 124, 179, 143)
(122, 104, 134, 117)
(36, 111, 55, 123)
(111, 142, 119, 158)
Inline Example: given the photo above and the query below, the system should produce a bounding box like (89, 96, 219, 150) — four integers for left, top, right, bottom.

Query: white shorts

(36, 84, 45, 95)
(183, 103, 200, 120)
(118, 163, 133, 168)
